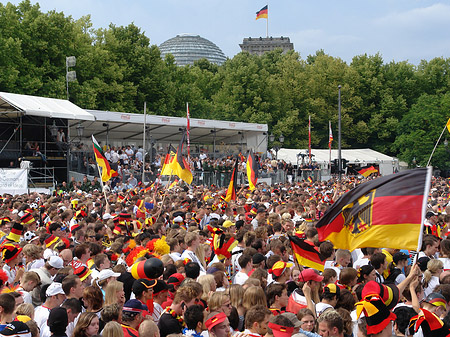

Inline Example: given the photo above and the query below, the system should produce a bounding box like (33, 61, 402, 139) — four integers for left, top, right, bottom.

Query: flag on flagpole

(289, 234, 326, 271)
(358, 166, 378, 178)
(169, 132, 193, 184)
(329, 121, 333, 149)
(316, 167, 432, 251)
(168, 179, 179, 190)
(92, 135, 117, 182)
(225, 158, 239, 202)
(308, 115, 312, 163)
(247, 150, 258, 191)
(161, 145, 177, 176)
(256, 5, 268, 20)
(186, 102, 190, 158)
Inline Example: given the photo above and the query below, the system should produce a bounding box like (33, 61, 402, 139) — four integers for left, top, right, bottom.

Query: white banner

(0, 169, 28, 195)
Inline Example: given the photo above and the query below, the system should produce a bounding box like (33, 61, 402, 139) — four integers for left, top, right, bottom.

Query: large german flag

(225, 158, 239, 202)
(247, 150, 258, 191)
(92, 135, 117, 182)
(161, 145, 177, 176)
(358, 166, 378, 178)
(316, 167, 432, 251)
(169, 132, 193, 184)
(289, 234, 326, 271)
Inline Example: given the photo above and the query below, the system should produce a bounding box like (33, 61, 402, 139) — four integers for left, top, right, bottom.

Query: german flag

(316, 167, 432, 251)
(358, 166, 378, 178)
(256, 5, 268, 20)
(289, 234, 326, 271)
(307, 176, 313, 183)
(169, 132, 193, 184)
(247, 150, 258, 191)
(92, 135, 117, 182)
(225, 158, 239, 202)
(161, 145, 177, 176)
(168, 179, 178, 190)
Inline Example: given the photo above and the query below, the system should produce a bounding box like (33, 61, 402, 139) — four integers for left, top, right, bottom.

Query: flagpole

(426, 124, 447, 167)
(308, 115, 311, 165)
(266, 2, 269, 38)
(415, 166, 433, 263)
(186, 102, 190, 161)
(155, 172, 174, 222)
(142, 101, 147, 184)
(329, 121, 332, 174)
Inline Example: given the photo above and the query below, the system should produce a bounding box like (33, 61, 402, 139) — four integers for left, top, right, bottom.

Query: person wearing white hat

(30, 256, 64, 307)
(34, 282, 66, 337)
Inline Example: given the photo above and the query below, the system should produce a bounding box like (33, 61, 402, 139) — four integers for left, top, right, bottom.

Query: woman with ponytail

(384, 252, 409, 285)
(423, 259, 443, 297)
(356, 265, 376, 285)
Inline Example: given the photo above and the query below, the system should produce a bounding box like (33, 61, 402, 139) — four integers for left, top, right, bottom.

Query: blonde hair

(22, 244, 43, 260)
(195, 245, 206, 270)
(16, 303, 34, 319)
(197, 275, 215, 301)
(423, 259, 444, 287)
(242, 286, 267, 311)
(209, 291, 231, 312)
(228, 284, 244, 308)
(102, 321, 124, 337)
(104, 280, 124, 306)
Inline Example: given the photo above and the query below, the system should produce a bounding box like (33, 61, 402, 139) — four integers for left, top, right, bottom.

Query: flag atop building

(169, 132, 193, 184)
(92, 135, 117, 182)
(256, 5, 268, 20)
(316, 167, 432, 251)
(247, 150, 258, 191)
(225, 158, 239, 202)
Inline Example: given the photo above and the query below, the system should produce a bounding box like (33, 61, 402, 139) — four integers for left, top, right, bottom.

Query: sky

(6, 0, 450, 65)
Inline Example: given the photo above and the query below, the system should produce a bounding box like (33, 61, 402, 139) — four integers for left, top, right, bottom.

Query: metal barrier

(28, 167, 56, 189)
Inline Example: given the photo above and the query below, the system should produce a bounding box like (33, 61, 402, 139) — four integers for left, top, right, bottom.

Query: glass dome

(159, 34, 227, 66)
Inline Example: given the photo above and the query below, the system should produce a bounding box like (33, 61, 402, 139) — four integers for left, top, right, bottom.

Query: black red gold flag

(247, 150, 258, 191)
(169, 132, 193, 184)
(256, 5, 268, 20)
(161, 145, 177, 176)
(225, 158, 239, 202)
(358, 166, 378, 178)
(316, 167, 432, 251)
(289, 234, 326, 271)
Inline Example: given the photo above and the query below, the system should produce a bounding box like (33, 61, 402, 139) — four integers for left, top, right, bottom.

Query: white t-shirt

(233, 271, 249, 285)
(316, 302, 333, 316)
(34, 305, 51, 337)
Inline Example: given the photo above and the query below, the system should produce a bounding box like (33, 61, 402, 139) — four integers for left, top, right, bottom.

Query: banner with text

(0, 169, 28, 195)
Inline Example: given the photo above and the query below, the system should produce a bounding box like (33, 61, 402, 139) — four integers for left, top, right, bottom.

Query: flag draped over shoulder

(316, 167, 432, 251)
(247, 150, 258, 191)
(225, 158, 239, 202)
(92, 135, 117, 182)
(256, 5, 268, 20)
(358, 166, 378, 178)
(289, 234, 326, 271)
(169, 132, 193, 184)
(161, 145, 177, 176)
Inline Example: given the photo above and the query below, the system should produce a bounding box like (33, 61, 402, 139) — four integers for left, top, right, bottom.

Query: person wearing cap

(152, 280, 169, 323)
(161, 273, 185, 308)
(205, 311, 230, 337)
(316, 284, 340, 317)
(1, 243, 23, 286)
(384, 252, 409, 285)
(421, 292, 448, 318)
(30, 256, 64, 307)
(132, 279, 156, 318)
(287, 268, 323, 315)
(266, 284, 289, 316)
(34, 283, 66, 337)
(267, 315, 295, 337)
(94, 269, 121, 295)
(268, 261, 293, 285)
(121, 299, 145, 337)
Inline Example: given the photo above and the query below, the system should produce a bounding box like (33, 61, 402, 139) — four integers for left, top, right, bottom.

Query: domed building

(159, 34, 227, 66)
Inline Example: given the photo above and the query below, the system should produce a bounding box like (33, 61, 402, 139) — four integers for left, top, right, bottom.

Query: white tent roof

(278, 148, 395, 164)
(0, 92, 95, 121)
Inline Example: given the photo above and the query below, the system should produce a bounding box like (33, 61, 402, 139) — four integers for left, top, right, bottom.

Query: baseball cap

(280, 312, 302, 328)
(132, 279, 157, 296)
(323, 283, 340, 297)
(418, 256, 431, 272)
(153, 280, 169, 295)
(97, 269, 121, 282)
(269, 261, 293, 277)
(123, 299, 146, 313)
(47, 307, 68, 330)
(424, 293, 447, 310)
(268, 322, 294, 337)
(48, 256, 64, 269)
(393, 252, 409, 265)
(252, 253, 266, 265)
(222, 220, 235, 228)
(167, 273, 185, 287)
(46, 282, 65, 297)
(0, 321, 31, 337)
(298, 268, 323, 282)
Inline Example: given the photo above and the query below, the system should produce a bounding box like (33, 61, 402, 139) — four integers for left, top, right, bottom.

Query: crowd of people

(0, 173, 447, 337)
